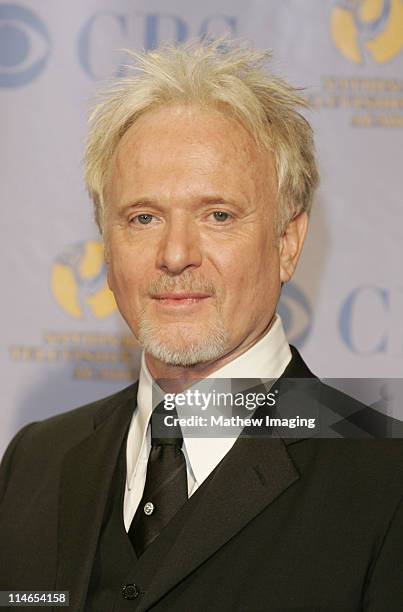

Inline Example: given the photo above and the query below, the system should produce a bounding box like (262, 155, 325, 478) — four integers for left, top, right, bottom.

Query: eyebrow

(119, 195, 246, 212)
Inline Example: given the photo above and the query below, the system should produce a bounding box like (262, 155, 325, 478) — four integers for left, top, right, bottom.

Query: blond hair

(84, 38, 319, 234)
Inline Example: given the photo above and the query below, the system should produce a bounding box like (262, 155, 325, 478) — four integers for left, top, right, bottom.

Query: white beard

(136, 270, 229, 366)
(138, 315, 229, 366)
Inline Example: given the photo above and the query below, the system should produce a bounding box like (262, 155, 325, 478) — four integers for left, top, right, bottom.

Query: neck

(145, 316, 276, 393)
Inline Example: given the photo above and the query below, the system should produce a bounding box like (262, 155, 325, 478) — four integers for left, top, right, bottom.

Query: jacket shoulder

(40, 381, 136, 427)
(0, 382, 138, 493)
(20, 381, 137, 439)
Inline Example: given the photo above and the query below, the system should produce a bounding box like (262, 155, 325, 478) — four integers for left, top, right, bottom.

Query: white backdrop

(1, 0, 403, 456)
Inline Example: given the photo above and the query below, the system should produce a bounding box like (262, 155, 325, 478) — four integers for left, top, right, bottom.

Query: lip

(153, 293, 210, 299)
(152, 293, 211, 307)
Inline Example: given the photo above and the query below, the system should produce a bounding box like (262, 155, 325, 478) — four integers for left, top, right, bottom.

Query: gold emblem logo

(51, 241, 116, 319)
(331, 0, 403, 63)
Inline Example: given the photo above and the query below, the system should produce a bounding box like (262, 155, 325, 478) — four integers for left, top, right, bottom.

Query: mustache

(148, 272, 217, 296)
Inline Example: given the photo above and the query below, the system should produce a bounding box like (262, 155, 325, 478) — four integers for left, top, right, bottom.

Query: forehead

(108, 104, 276, 204)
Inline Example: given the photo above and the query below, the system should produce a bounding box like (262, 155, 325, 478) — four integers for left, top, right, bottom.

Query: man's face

(105, 105, 299, 368)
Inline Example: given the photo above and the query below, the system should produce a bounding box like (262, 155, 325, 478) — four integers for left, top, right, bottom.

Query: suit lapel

(54, 384, 137, 612)
(137, 347, 313, 609)
(138, 421, 299, 610)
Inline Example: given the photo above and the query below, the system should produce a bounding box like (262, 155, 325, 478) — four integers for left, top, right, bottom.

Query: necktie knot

(151, 401, 183, 449)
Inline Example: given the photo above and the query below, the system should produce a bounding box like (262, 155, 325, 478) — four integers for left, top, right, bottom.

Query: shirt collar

(135, 313, 291, 486)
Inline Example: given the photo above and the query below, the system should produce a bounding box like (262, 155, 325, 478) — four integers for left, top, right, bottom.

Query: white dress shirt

(123, 313, 291, 531)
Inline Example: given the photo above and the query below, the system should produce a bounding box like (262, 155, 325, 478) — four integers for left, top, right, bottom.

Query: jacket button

(122, 583, 140, 600)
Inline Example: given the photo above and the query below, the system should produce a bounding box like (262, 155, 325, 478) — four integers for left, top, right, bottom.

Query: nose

(156, 217, 202, 275)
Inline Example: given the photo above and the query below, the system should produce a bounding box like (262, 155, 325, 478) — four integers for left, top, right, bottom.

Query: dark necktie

(129, 401, 188, 557)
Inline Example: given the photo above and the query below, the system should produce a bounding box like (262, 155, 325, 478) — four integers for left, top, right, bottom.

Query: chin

(137, 319, 229, 367)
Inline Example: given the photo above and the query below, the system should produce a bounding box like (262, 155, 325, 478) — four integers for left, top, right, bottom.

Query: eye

(210, 211, 232, 223)
(131, 213, 155, 225)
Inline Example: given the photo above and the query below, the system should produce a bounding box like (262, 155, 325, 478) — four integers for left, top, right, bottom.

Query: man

(0, 39, 402, 611)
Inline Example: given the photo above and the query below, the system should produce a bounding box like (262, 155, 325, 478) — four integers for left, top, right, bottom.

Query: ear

(103, 241, 113, 290)
(279, 211, 308, 283)
(103, 241, 109, 265)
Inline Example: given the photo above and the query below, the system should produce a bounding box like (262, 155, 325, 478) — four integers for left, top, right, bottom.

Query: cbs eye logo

(278, 282, 313, 348)
(0, 4, 51, 87)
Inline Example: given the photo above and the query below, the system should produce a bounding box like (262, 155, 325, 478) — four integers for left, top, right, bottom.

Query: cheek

(107, 249, 139, 300)
(216, 234, 278, 282)
(209, 250, 257, 307)
(226, 244, 280, 313)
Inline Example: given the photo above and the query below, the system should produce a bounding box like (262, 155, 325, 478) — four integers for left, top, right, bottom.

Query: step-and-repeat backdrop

(1, 0, 402, 456)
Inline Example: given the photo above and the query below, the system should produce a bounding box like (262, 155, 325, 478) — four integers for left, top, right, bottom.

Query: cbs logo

(0, 4, 51, 87)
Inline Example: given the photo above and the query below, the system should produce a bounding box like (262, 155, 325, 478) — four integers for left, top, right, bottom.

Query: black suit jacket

(0, 348, 402, 611)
